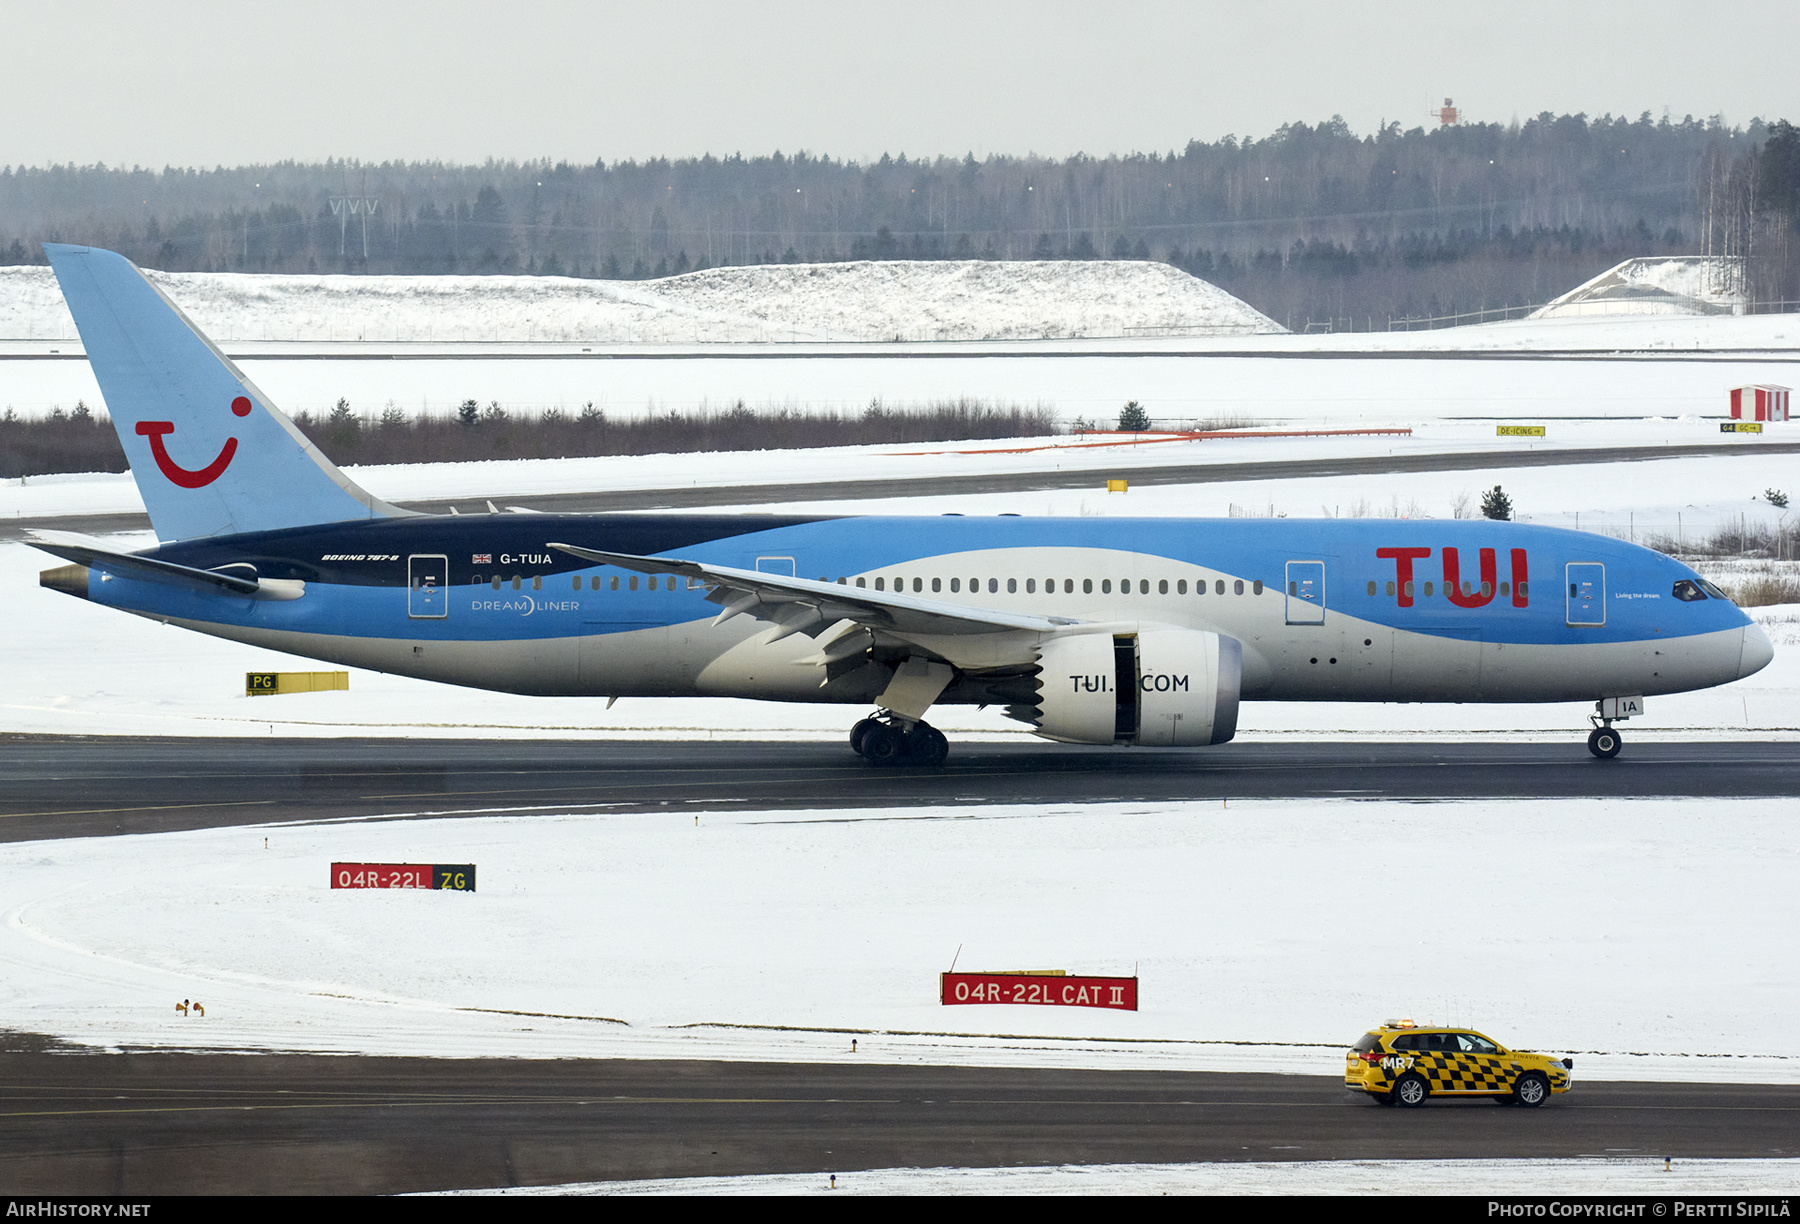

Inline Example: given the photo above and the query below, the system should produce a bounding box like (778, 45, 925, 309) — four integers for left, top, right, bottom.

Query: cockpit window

(1696, 579, 1731, 601)
(1673, 580, 1707, 602)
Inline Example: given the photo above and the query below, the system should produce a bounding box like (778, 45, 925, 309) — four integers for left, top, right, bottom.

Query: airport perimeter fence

(1518, 513, 1794, 558)
(1513, 513, 1799, 605)
(7, 304, 1799, 344)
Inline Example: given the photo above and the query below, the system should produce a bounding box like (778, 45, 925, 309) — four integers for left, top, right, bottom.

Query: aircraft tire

(1512, 1072, 1550, 1108)
(1587, 727, 1622, 758)
(861, 723, 907, 766)
(906, 723, 949, 768)
(849, 718, 880, 757)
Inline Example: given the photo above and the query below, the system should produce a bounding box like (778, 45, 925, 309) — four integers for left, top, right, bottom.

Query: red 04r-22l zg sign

(331, 863, 476, 891)
(941, 972, 1137, 1010)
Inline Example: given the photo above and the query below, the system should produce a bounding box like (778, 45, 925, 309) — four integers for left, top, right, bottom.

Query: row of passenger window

(471, 573, 1573, 602)
(470, 572, 1267, 596)
(453, 572, 1717, 604)
(850, 575, 1264, 596)
(474, 573, 689, 592)
(1364, 579, 1529, 598)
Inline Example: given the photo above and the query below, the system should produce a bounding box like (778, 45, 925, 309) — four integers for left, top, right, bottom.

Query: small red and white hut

(1729, 385, 1791, 422)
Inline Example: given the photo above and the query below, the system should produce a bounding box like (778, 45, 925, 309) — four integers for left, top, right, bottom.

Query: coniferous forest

(2, 112, 1798, 329)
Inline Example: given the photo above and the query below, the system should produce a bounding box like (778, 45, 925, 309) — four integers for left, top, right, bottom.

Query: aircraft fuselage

(53, 512, 1767, 713)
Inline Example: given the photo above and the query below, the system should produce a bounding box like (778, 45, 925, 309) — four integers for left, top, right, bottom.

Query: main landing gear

(850, 714, 950, 768)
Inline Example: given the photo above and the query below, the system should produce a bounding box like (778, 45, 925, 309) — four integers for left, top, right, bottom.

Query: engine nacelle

(1028, 627, 1241, 746)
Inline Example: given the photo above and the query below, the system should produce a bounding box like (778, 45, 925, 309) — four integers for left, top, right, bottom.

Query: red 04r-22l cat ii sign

(941, 972, 1138, 1010)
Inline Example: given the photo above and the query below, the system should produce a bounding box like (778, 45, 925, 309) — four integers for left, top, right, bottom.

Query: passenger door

(408, 554, 448, 618)
(1450, 1032, 1506, 1096)
(1566, 562, 1605, 626)
(1285, 560, 1325, 625)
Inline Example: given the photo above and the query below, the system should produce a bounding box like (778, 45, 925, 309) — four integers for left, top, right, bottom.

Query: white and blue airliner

(29, 245, 1773, 764)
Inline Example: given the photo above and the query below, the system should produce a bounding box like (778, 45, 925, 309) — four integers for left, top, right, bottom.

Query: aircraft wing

(547, 542, 1077, 642)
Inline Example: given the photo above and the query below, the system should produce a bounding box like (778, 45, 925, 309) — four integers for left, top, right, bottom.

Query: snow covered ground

(6, 335, 1795, 425)
(0, 259, 1279, 346)
(462, 1158, 1800, 1196)
(4, 797, 1798, 1084)
(4, 412, 1794, 523)
(3, 442, 1794, 1083)
(2, 261, 1793, 425)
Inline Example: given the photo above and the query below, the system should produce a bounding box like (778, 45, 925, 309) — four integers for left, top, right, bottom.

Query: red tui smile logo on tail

(137, 396, 253, 488)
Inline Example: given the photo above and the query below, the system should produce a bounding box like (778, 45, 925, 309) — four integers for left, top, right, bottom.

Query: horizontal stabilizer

(27, 530, 302, 600)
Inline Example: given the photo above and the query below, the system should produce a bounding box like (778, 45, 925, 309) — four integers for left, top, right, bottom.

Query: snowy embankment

(1531, 256, 1746, 319)
(0, 259, 1281, 345)
(2, 798, 1796, 1083)
(648, 260, 1281, 340)
(4, 259, 1792, 355)
(470, 1158, 1800, 1196)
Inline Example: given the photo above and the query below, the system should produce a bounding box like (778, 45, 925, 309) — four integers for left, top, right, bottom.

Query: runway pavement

(2, 736, 1798, 844)
(1, 1046, 1795, 1194)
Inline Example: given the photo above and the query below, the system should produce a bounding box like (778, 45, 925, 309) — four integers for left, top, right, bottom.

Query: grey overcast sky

(4, 0, 1796, 168)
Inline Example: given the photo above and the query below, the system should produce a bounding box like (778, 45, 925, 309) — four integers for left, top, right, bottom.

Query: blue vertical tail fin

(44, 244, 412, 541)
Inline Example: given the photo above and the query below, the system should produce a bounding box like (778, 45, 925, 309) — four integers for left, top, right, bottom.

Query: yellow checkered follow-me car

(1346, 1021, 1574, 1108)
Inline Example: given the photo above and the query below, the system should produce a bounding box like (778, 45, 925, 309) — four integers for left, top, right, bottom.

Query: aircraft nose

(1739, 622, 1774, 679)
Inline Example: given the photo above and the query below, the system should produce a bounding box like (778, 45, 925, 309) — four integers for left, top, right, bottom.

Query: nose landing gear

(1586, 724, 1623, 758)
(1586, 696, 1640, 758)
(850, 714, 949, 767)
